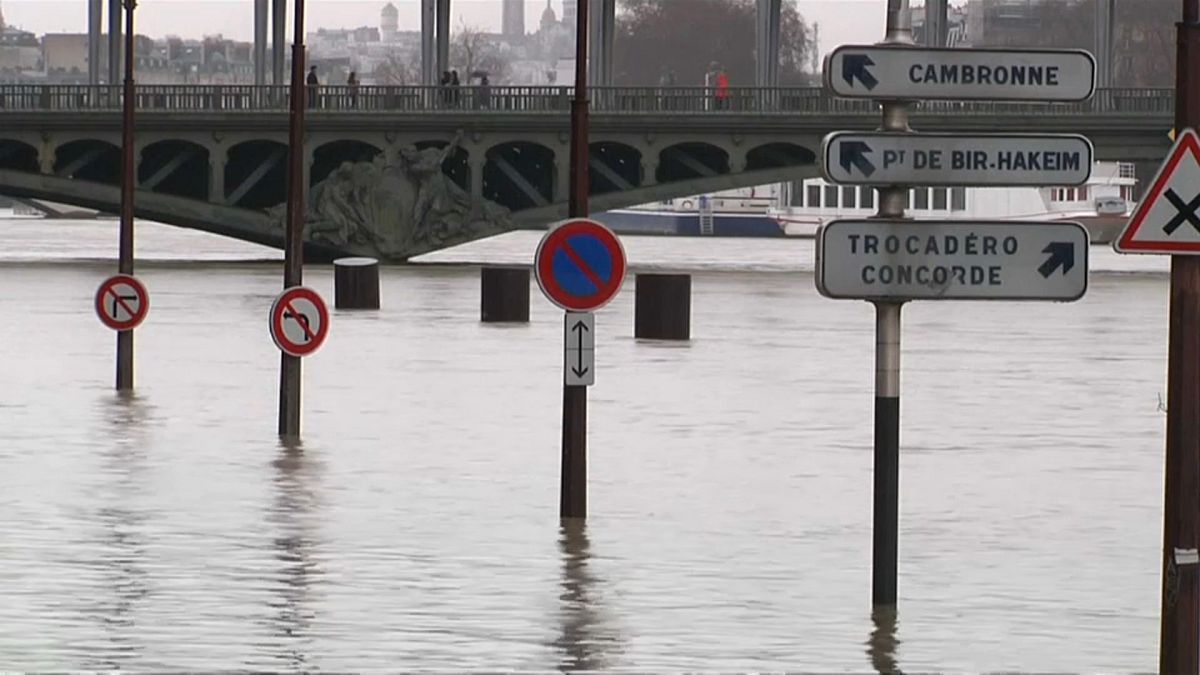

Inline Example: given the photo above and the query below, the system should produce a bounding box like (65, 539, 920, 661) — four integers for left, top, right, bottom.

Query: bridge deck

(0, 84, 1174, 118)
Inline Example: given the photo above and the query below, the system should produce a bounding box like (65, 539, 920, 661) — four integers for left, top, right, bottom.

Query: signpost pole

(1159, 0, 1200, 668)
(561, 0, 590, 520)
(871, 0, 912, 609)
(279, 0, 307, 438)
(116, 0, 137, 392)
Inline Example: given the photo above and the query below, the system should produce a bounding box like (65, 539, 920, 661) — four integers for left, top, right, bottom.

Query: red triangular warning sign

(1115, 128, 1200, 254)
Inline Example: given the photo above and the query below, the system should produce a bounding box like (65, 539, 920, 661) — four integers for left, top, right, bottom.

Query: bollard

(480, 266, 530, 323)
(634, 273, 691, 340)
(333, 257, 381, 310)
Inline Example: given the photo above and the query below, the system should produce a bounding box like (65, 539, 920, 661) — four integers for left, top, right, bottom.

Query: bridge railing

(0, 84, 1174, 116)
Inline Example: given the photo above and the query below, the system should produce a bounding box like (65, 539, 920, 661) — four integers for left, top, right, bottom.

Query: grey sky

(3, 0, 886, 58)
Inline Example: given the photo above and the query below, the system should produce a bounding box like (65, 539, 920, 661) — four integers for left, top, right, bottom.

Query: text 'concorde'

(816, 220, 1090, 302)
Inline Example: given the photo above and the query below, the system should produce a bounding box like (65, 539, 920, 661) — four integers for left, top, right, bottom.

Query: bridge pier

(272, 0, 286, 85)
(437, 0, 451, 83)
(755, 0, 781, 86)
(209, 155, 226, 204)
(254, 0, 268, 86)
(1095, 0, 1115, 87)
(588, 0, 616, 87)
(469, 155, 485, 198)
(421, 0, 435, 85)
(106, 0, 121, 85)
(88, 0, 102, 85)
(924, 0, 948, 47)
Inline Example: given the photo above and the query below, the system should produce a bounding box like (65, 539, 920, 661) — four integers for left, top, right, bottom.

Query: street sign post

(824, 45, 1096, 101)
(535, 218, 627, 312)
(820, 1, 1096, 611)
(269, 286, 330, 358)
(1115, 128, 1200, 254)
(822, 132, 1093, 187)
(94, 274, 149, 331)
(564, 312, 595, 387)
(816, 220, 1089, 301)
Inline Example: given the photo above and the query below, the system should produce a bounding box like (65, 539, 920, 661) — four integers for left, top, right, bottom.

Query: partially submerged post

(634, 274, 691, 340)
(480, 267, 530, 323)
(334, 257, 381, 310)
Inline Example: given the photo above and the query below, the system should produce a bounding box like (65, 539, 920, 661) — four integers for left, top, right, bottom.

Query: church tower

(502, 0, 525, 37)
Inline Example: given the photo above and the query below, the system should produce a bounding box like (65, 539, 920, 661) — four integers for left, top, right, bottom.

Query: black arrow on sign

(1038, 242, 1076, 278)
(839, 140, 876, 177)
(841, 54, 878, 90)
(571, 319, 589, 378)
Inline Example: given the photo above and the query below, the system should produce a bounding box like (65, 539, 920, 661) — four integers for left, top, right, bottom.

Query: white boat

(591, 161, 1138, 243)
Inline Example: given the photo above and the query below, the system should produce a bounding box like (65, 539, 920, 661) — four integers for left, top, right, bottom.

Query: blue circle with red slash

(535, 219, 627, 311)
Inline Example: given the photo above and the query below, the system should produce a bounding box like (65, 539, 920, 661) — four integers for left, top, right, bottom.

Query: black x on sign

(1163, 189, 1200, 235)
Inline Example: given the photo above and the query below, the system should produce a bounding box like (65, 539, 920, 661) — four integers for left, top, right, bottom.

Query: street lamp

(115, 0, 137, 390)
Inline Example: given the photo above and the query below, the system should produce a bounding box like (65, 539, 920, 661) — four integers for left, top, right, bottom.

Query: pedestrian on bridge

(306, 66, 320, 109)
(347, 71, 360, 108)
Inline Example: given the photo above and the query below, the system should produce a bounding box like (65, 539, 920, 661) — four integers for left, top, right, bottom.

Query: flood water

(0, 217, 1174, 670)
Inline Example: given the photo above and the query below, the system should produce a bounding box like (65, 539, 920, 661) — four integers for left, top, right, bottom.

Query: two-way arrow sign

(564, 312, 595, 386)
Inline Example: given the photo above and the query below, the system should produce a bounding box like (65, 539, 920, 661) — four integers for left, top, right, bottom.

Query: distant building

(381, 2, 399, 42)
(42, 33, 89, 74)
(540, 0, 558, 31)
(562, 0, 577, 27)
(502, 0, 525, 37)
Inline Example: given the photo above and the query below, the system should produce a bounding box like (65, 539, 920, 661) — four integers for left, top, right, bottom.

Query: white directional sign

(816, 220, 1089, 301)
(564, 311, 595, 387)
(824, 45, 1096, 101)
(1115, 128, 1200, 255)
(822, 132, 1093, 187)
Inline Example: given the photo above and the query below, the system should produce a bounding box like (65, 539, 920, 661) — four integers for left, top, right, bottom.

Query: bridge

(0, 84, 1174, 260)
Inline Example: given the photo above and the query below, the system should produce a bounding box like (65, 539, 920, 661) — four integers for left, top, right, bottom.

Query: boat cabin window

(932, 188, 947, 210)
(914, 188, 930, 210)
(859, 186, 875, 209)
(951, 187, 966, 211)
(824, 185, 838, 208)
(842, 187, 856, 209)
(807, 185, 821, 208)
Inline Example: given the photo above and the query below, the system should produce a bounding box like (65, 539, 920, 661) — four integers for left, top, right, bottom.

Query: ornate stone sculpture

(269, 134, 512, 259)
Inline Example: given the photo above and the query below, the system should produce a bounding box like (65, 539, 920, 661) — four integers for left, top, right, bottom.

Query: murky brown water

(0, 218, 1172, 670)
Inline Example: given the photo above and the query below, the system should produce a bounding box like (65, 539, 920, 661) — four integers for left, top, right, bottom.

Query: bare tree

(373, 49, 420, 85)
(613, 0, 816, 86)
(451, 20, 511, 83)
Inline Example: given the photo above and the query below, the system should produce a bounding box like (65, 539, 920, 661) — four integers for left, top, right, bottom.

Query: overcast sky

(3, 0, 888, 58)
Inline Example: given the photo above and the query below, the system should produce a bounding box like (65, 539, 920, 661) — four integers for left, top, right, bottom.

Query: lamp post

(279, 0, 307, 436)
(116, 0, 137, 391)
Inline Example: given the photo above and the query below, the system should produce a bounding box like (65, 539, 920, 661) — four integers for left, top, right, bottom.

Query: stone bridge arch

(589, 141, 642, 196)
(0, 139, 39, 173)
(311, 140, 383, 187)
(745, 142, 817, 171)
(53, 139, 121, 184)
(414, 140, 470, 192)
(138, 139, 210, 201)
(656, 142, 730, 184)
(484, 140, 556, 211)
(225, 140, 289, 209)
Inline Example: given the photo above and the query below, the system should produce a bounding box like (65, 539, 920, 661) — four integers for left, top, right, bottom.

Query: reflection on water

(553, 521, 621, 671)
(87, 393, 154, 670)
(265, 439, 323, 669)
(867, 607, 901, 675)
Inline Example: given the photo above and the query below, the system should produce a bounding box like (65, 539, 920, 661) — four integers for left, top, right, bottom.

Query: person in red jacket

(715, 67, 729, 109)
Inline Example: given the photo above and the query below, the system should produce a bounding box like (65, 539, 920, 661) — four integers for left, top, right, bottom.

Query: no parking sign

(534, 218, 627, 311)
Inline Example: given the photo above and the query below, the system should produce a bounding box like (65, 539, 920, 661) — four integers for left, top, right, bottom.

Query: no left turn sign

(269, 286, 330, 357)
(94, 274, 149, 331)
